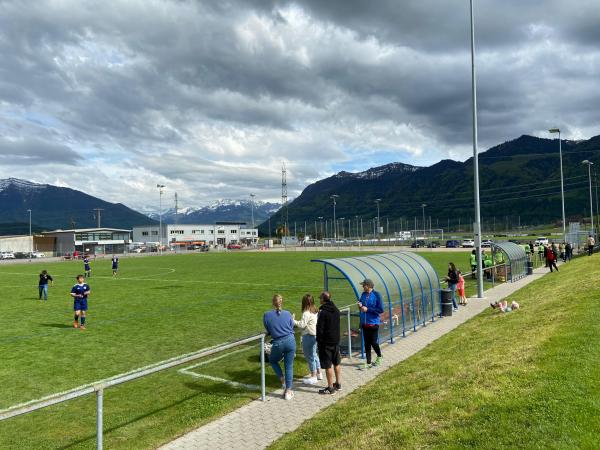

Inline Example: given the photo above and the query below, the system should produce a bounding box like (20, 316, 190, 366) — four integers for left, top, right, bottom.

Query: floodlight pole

(470, 0, 484, 298)
(421, 203, 427, 240)
(157, 184, 165, 254)
(549, 128, 566, 242)
(27, 209, 32, 258)
(250, 193, 256, 246)
(583, 160, 595, 236)
(375, 199, 381, 241)
(331, 195, 339, 241)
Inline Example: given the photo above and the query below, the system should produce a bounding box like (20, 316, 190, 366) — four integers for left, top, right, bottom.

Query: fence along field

(0, 250, 474, 449)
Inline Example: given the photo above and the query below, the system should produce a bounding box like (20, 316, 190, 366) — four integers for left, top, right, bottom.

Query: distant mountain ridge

(0, 178, 156, 233)
(261, 134, 600, 234)
(147, 199, 280, 226)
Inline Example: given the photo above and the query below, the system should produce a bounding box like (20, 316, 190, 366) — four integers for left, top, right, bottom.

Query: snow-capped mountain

(147, 199, 281, 225)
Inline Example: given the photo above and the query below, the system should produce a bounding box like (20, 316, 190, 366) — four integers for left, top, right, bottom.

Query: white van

(534, 237, 549, 246)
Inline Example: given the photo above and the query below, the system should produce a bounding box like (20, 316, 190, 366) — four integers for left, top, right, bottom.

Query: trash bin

(526, 260, 533, 275)
(440, 289, 453, 317)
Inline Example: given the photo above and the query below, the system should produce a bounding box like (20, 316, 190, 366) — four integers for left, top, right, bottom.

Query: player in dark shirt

(70, 275, 91, 329)
(38, 270, 54, 301)
(111, 255, 119, 277)
(83, 257, 91, 278)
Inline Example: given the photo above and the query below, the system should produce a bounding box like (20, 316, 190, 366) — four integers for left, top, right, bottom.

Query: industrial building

(41, 228, 131, 256)
(132, 223, 258, 247)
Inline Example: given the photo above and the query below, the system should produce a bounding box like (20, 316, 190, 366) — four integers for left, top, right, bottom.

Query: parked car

(534, 237, 549, 246)
(445, 240, 460, 248)
(411, 240, 426, 248)
(427, 241, 440, 248)
(1, 251, 15, 259)
(461, 239, 475, 248)
(30, 251, 46, 258)
(481, 240, 493, 248)
(227, 243, 242, 250)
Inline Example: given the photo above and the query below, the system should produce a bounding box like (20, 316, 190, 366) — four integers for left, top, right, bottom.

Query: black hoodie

(316, 300, 340, 345)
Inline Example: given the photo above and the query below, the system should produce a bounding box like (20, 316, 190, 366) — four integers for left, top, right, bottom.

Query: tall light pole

(375, 198, 381, 240)
(331, 195, 339, 241)
(549, 128, 566, 242)
(157, 184, 165, 253)
(421, 203, 427, 239)
(583, 160, 595, 236)
(249, 193, 255, 229)
(27, 209, 32, 257)
(470, 0, 484, 298)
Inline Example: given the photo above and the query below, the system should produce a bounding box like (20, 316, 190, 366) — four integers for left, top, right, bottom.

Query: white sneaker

(316, 372, 323, 381)
(302, 377, 318, 385)
(284, 390, 294, 400)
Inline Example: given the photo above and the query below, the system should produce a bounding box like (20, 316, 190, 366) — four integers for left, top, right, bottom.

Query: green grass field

(0, 250, 495, 449)
(269, 254, 600, 450)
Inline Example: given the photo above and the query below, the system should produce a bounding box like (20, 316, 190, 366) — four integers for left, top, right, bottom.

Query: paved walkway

(161, 267, 549, 450)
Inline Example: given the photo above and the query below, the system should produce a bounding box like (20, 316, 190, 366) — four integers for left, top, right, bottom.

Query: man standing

(71, 275, 91, 329)
(38, 270, 53, 301)
(357, 279, 384, 370)
(316, 291, 342, 395)
(587, 235, 595, 256)
(111, 255, 119, 277)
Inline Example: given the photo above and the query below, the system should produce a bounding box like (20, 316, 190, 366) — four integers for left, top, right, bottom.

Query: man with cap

(357, 278, 384, 370)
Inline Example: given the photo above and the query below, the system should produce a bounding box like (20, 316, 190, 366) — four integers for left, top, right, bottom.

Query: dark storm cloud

(0, 138, 81, 165)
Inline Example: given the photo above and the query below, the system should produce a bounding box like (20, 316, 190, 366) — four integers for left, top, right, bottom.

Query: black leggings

(362, 325, 382, 364)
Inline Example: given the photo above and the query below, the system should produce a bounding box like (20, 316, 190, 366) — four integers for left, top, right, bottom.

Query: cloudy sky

(1, 0, 599, 211)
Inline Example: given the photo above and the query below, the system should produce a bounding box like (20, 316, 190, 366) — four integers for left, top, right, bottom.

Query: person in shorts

(71, 275, 91, 330)
(316, 291, 342, 395)
(83, 256, 92, 278)
(111, 255, 119, 277)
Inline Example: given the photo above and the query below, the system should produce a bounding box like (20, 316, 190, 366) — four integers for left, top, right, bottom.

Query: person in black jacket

(316, 291, 342, 395)
(445, 262, 459, 311)
(38, 270, 53, 301)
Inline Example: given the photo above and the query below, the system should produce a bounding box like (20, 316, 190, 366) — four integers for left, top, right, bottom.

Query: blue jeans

(449, 283, 458, 309)
(301, 334, 320, 373)
(39, 284, 48, 300)
(269, 335, 296, 389)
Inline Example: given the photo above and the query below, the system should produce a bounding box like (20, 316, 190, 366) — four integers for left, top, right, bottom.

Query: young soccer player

(71, 275, 91, 329)
(83, 256, 91, 278)
(111, 255, 119, 277)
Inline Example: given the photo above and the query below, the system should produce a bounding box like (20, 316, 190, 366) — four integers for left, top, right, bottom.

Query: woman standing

(293, 294, 322, 384)
(38, 270, 53, 301)
(263, 294, 296, 400)
(357, 279, 384, 370)
(446, 262, 459, 311)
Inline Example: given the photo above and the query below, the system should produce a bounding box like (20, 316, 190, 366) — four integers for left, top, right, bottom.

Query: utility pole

(174, 193, 178, 225)
(331, 195, 339, 240)
(93, 208, 104, 228)
(157, 185, 165, 253)
(281, 162, 288, 248)
(249, 193, 256, 229)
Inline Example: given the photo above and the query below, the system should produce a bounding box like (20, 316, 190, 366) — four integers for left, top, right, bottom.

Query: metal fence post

(96, 388, 103, 450)
(492, 263, 495, 287)
(260, 334, 266, 401)
(346, 308, 352, 360)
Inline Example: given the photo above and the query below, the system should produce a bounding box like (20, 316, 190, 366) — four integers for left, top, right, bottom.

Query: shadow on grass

(40, 323, 73, 329)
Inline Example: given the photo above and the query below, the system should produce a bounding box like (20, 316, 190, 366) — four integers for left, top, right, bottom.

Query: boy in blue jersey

(83, 256, 91, 278)
(111, 255, 119, 277)
(71, 275, 91, 329)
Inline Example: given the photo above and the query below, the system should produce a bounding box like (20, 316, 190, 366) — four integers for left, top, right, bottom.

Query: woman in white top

(293, 294, 322, 384)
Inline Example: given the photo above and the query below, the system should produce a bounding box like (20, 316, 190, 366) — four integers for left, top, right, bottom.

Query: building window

(218, 230, 225, 234)
(152, 231, 158, 235)
(170, 230, 184, 234)
(210, 230, 214, 234)
(142, 231, 149, 236)
(230, 229, 237, 234)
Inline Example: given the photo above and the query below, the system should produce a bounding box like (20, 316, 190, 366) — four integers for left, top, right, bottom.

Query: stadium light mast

(470, 0, 484, 298)
(249, 193, 256, 229)
(157, 184, 165, 254)
(549, 128, 567, 242)
(375, 198, 381, 240)
(583, 160, 595, 236)
(331, 195, 339, 240)
(27, 209, 32, 258)
(421, 203, 427, 239)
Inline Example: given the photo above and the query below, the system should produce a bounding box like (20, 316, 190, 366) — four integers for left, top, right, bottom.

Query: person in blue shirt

(83, 256, 91, 278)
(111, 255, 119, 277)
(263, 294, 296, 400)
(71, 275, 91, 330)
(357, 278, 384, 370)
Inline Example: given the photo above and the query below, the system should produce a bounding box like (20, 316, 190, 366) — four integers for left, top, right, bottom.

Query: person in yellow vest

(469, 250, 477, 279)
(484, 254, 493, 280)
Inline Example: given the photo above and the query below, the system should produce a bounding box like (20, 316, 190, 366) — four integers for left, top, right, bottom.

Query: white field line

(179, 345, 259, 391)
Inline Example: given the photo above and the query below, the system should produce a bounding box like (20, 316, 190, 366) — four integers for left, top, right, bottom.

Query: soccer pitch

(0, 250, 467, 449)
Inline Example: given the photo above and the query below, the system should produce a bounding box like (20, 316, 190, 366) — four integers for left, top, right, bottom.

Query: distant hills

(260, 134, 600, 236)
(146, 200, 280, 226)
(0, 178, 156, 233)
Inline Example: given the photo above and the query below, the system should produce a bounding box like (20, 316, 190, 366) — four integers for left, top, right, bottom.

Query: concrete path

(161, 267, 549, 450)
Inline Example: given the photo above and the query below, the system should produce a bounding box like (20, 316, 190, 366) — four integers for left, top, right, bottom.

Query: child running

(71, 275, 91, 330)
(111, 255, 119, 277)
(83, 256, 92, 278)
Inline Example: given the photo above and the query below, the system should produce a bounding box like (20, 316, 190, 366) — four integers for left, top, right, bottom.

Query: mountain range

(260, 134, 600, 236)
(146, 200, 280, 226)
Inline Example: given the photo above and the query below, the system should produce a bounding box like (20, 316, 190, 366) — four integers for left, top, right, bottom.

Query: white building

(42, 228, 131, 256)
(132, 223, 258, 247)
